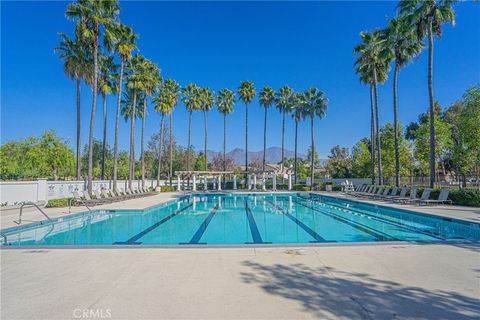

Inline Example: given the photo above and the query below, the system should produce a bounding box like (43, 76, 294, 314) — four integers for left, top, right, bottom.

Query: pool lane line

(114, 203, 193, 245)
(310, 198, 446, 241)
(264, 199, 328, 243)
(293, 199, 400, 241)
(186, 205, 220, 244)
(243, 197, 264, 244)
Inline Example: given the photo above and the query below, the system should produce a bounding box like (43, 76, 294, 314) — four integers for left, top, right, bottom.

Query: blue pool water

(1, 193, 479, 246)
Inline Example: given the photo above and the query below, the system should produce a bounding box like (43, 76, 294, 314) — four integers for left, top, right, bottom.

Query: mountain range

(206, 147, 307, 165)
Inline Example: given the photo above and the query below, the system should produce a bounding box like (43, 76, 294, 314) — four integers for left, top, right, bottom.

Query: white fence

(0, 179, 169, 206)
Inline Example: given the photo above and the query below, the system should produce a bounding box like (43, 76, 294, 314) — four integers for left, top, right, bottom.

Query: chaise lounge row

(69, 187, 156, 208)
(348, 185, 452, 205)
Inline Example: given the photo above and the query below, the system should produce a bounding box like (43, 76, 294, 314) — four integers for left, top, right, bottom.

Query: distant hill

(206, 147, 307, 165)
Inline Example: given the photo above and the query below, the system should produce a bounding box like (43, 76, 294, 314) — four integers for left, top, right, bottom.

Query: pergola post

(204, 175, 208, 191)
(192, 174, 197, 191)
(262, 173, 266, 191)
(177, 175, 181, 191)
(247, 175, 252, 190)
(288, 173, 292, 191)
(272, 175, 277, 191)
(217, 175, 222, 191)
(233, 175, 237, 190)
(252, 174, 257, 190)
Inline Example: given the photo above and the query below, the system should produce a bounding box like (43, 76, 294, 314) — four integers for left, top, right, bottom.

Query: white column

(217, 176, 222, 191)
(192, 174, 197, 191)
(288, 173, 292, 190)
(37, 179, 47, 203)
(247, 175, 252, 190)
(253, 174, 257, 190)
(262, 173, 266, 191)
(204, 176, 208, 191)
(233, 175, 237, 190)
(272, 175, 277, 191)
(177, 175, 181, 191)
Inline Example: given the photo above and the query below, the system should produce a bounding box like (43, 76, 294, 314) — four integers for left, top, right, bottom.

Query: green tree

(275, 86, 293, 172)
(259, 86, 275, 172)
(302, 87, 328, 190)
(216, 89, 236, 172)
(66, 0, 120, 194)
(399, 0, 456, 188)
(382, 17, 424, 186)
(379, 123, 415, 181)
(290, 93, 304, 184)
(238, 81, 256, 180)
(326, 145, 352, 179)
(182, 84, 202, 172)
(200, 87, 214, 171)
(351, 139, 372, 178)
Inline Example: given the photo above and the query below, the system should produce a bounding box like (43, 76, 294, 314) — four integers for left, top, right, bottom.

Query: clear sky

(1, 1, 479, 158)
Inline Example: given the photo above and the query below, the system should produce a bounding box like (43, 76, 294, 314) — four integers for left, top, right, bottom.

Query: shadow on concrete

(240, 260, 479, 319)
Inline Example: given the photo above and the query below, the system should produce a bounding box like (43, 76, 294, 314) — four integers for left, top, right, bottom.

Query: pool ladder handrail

(14, 201, 52, 225)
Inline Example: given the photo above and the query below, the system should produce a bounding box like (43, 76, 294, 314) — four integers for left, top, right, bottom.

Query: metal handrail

(14, 202, 52, 225)
(68, 197, 92, 213)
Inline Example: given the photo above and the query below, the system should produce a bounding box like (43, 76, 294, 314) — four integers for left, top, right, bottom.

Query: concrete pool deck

(1, 191, 479, 319)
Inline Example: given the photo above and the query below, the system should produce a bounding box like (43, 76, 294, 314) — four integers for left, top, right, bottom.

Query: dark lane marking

(243, 197, 264, 244)
(294, 199, 399, 241)
(114, 203, 193, 245)
(319, 201, 445, 240)
(264, 199, 327, 242)
(187, 205, 220, 244)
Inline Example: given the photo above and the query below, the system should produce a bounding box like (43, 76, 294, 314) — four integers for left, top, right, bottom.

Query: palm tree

(216, 89, 236, 172)
(238, 81, 256, 182)
(139, 61, 161, 187)
(382, 17, 424, 187)
(66, 0, 120, 194)
(259, 86, 275, 172)
(398, 0, 456, 188)
(163, 80, 181, 185)
(112, 24, 137, 192)
(153, 83, 170, 186)
(200, 87, 214, 171)
(354, 31, 390, 185)
(182, 84, 202, 172)
(54, 32, 90, 181)
(97, 54, 118, 180)
(290, 93, 304, 185)
(275, 86, 293, 174)
(302, 88, 328, 191)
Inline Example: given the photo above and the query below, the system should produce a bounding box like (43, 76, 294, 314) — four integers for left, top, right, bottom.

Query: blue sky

(1, 1, 479, 158)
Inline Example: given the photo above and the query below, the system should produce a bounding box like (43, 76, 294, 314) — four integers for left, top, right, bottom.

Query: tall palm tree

(153, 83, 170, 186)
(354, 31, 390, 185)
(398, 0, 456, 188)
(182, 84, 202, 172)
(54, 32, 90, 181)
(290, 93, 304, 185)
(275, 86, 293, 173)
(112, 24, 137, 192)
(163, 80, 181, 185)
(382, 17, 424, 187)
(238, 81, 256, 182)
(66, 0, 120, 194)
(97, 54, 118, 180)
(216, 89, 236, 172)
(302, 88, 328, 191)
(259, 86, 275, 172)
(200, 87, 214, 171)
(139, 61, 161, 187)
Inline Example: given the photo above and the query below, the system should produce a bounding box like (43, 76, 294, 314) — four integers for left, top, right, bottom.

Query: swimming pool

(1, 193, 479, 246)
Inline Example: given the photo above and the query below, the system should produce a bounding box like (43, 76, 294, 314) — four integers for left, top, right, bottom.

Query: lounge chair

(101, 190, 121, 202)
(418, 189, 452, 206)
(405, 189, 431, 204)
(363, 187, 384, 199)
(354, 186, 375, 198)
(393, 187, 417, 203)
(113, 189, 129, 200)
(370, 187, 391, 199)
(69, 191, 100, 208)
(82, 191, 108, 205)
(350, 184, 366, 195)
(142, 186, 156, 195)
(119, 188, 135, 199)
(385, 187, 408, 201)
(380, 187, 399, 200)
(94, 190, 114, 203)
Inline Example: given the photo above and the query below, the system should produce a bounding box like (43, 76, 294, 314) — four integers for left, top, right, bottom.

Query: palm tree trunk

(294, 119, 298, 185)
(310, 115, 315, 191)
(169, 113, 173, 186)
(263, 107, 267, 172)
(187, 110, 192, 171)
(245, 103, 249, 184)
(157, 115, 165, 187)
(204, 111, 208, 171)
(101, 92, 107, 181)
(393, 63, 400, 187)
(141, 97, 146, 188)
(87, 26, 99, 195)
(373, 64, 383, 185)
(369, 84, 376, 184)
(427, 19, 436, 189)
(113, 58, 124, 192)
(223, 113, 227, 172)
(281, 110, 285, 173)
(129, 88, 137, 190)
(76, 77, 81, 181)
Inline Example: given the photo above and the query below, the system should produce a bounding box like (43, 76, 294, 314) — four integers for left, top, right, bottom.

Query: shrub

(46, 198, 71, 208)
(161, 185, 176, 192)
(448, 188, 480, 207)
